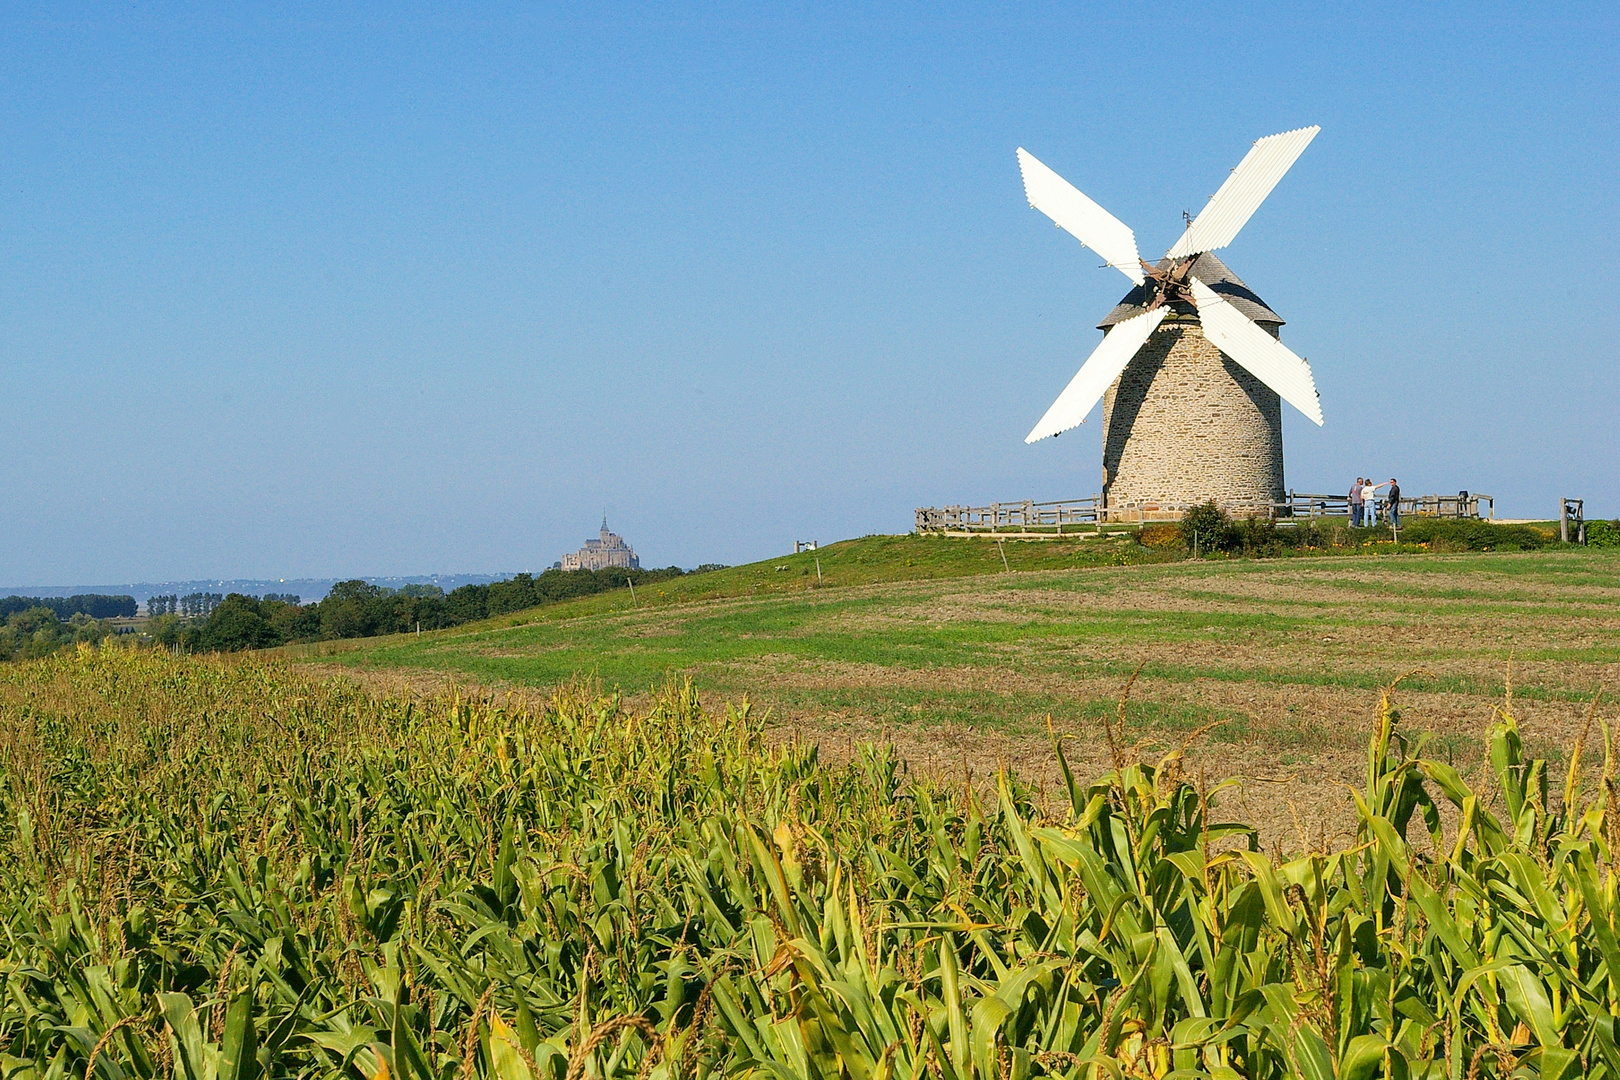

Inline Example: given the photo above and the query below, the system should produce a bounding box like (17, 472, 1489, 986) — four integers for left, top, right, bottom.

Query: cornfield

(0, 645, 1615, 1080)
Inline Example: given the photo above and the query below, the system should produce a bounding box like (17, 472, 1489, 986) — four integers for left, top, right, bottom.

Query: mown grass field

(290, 535, 1620, 844)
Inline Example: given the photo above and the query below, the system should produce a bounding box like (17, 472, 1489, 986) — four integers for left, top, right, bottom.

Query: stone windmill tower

(1016, 128, 1323, 517)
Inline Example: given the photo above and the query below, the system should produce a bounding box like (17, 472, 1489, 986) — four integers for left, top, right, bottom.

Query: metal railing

(916, 489, 1498, 534)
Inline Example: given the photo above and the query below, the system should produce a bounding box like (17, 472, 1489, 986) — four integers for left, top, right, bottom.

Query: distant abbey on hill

(559, 518, 641, 572)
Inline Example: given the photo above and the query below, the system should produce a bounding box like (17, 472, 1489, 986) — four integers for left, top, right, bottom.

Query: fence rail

(1284, 491, 1496, 521)
(915, 489, 1497, 534)
(914, 498, 1102, 533)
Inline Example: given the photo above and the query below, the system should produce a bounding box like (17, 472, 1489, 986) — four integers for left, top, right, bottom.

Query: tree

(146, 614, 183, 647)
(191, 595, 281, 652)
(266, 600, 320, 641)
(0, 594, 136, 619)
(67, 612, 109, 645)
(397, 585, 443, 600)
(320, 580, 385, 639)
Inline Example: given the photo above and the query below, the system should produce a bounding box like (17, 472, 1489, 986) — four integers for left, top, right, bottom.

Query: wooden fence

(1561, 498, 1584, 544)
(915, 498, 1102, 533)
(1285, 491, 1496, 521)
(915, 489, 1497, 534)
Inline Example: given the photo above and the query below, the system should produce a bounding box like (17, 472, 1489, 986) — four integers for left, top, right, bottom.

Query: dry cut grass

(308, 548, 1620, 847)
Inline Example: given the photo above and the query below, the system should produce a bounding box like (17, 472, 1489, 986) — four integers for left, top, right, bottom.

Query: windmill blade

(1190, 277, 1322, 425)
(1025, 308, 1167, 443)
(1166, 126, 1319, 260)
(1016, 148, 1143, 284)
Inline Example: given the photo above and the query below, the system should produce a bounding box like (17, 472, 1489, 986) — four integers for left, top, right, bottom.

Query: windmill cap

(1098, 251, 1283, 330)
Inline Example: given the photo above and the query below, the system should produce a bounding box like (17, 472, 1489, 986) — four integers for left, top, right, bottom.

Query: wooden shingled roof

(1098, 252, 1283, 329)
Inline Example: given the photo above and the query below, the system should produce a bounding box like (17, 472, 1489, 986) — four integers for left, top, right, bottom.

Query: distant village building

(560, 518, 641, 572)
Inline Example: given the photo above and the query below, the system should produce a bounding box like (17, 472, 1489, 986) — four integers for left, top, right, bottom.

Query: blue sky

(2, 2, 1615, 583)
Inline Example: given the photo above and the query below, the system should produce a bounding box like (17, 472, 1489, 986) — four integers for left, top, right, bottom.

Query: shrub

(1271, 522, 1336, 550)
(1587, 519, 1620, 548)
(1398, 517, 1548, 551)
(1425, 530, 1471, 553)
(1236, 515, 1279, 551)
(1178, 500, 1236, 553)
(1137, 523, 1184, 550)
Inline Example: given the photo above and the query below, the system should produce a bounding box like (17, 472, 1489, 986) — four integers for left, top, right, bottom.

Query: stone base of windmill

(1099, 318, 1285, 521)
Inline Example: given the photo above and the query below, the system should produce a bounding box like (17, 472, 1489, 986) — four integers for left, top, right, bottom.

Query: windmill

(1017, 127, 1323, 517)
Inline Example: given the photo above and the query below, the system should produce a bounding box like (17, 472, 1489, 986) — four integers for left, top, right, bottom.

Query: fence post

(1561, 498, 1585, 545)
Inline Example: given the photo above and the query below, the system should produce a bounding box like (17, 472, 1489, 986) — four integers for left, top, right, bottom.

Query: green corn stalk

(0, 646, 1614, 1080)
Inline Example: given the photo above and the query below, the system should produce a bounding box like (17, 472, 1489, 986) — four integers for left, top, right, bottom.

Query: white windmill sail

(1016, 148, 1143, 284)
(1025, 308, 1168, 442)
(1190, 278, 1322, 425)
(1166, 126, 1319, 260)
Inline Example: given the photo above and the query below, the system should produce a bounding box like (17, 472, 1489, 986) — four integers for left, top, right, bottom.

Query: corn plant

(0, 644, 1612, 1080)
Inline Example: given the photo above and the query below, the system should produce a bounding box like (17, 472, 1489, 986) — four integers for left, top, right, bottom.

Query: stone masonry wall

(1099, 316, 1285, 513)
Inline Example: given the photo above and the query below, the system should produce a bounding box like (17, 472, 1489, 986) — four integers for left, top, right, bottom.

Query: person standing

(1386, 478, 1402, 527)
(1349, 477, 1364, 527)
(1363, 478, 1386, 526)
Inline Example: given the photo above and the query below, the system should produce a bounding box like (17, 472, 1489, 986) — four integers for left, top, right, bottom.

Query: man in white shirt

(1363, 479, 1387, 526)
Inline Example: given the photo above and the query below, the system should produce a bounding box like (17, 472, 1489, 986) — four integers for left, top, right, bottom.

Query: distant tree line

(166, 565, 714, 653)
(147, 594, 230, 617)
(149, 592, 233, 615)
(0, 594, 137, 619)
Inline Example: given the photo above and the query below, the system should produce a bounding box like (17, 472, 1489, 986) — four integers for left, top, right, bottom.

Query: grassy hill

(276, 531, 1175, 647)
(288, 534, 1619, 840)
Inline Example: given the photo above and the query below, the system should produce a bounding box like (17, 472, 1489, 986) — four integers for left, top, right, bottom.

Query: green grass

(288, 537, 1620, 768)
(568, 531, 1174, 607)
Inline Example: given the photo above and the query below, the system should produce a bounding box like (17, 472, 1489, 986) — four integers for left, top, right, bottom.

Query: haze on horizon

(2, 2, 1615, 586)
